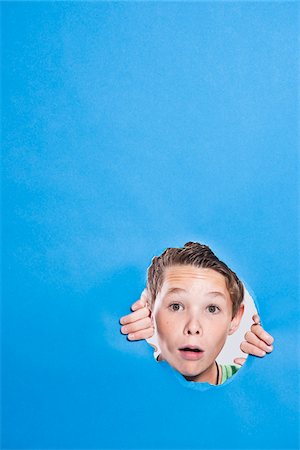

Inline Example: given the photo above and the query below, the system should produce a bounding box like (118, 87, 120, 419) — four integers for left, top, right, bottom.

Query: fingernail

(121, 326, 128, 333)
(259, 350, 266, 357)
(128, 333, 134, 340)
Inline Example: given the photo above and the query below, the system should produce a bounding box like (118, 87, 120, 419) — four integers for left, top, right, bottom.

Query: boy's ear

(228, 303, 244, 335)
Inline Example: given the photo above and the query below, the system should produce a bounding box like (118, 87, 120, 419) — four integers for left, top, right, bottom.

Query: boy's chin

(166, 361, 202, 379)
(179, 368, 204, 380)
(177, 362, 215, 381)
(182, 371, 203, 382)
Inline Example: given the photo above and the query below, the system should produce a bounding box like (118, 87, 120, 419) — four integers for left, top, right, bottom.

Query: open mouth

(178, 347, 204, 361)
(180, 347, 202, 352)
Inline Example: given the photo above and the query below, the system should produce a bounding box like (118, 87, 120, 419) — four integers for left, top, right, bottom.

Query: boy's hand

(120, 291, 154, 341)
(234, 314, 274, 365)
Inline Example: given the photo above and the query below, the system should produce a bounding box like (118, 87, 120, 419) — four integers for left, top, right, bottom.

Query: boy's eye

(207, 305, 220, 314)
(169, 303, 183, 312)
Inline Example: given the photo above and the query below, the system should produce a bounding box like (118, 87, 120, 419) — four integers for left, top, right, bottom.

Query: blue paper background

(2, 2, 299, 449)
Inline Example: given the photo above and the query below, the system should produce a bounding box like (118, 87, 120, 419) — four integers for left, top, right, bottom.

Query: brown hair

(146, 242, 244, 318)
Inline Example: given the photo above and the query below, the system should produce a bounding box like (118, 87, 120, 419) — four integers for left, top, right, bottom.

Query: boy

(121, 242, 274, 384)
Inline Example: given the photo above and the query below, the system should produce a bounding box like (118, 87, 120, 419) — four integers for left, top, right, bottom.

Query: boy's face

(152, 265, 244, 383)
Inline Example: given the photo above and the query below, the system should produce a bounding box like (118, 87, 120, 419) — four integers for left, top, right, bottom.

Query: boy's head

(146, 242, 245, 383)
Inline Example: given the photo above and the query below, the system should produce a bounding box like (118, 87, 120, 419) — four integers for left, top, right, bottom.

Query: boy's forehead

(160, 265, 229, 295)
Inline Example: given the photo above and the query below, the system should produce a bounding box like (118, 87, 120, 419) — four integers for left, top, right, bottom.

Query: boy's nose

(183, 318, 203, 336)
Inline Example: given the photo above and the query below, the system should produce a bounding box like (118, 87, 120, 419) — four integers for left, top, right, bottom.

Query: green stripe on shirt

(220, 364, 240, 384)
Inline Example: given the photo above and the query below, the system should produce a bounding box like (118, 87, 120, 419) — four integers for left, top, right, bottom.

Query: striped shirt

(220, 364, 240, 384)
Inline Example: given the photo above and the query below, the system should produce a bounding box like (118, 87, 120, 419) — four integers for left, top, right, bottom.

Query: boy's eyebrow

(164, 288, 228, 300)
(164, 287, 187, 296)
(207, 291, 227, 300)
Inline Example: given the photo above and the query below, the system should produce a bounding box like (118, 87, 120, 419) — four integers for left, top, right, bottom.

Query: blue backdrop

(2, 2, 299, 449)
